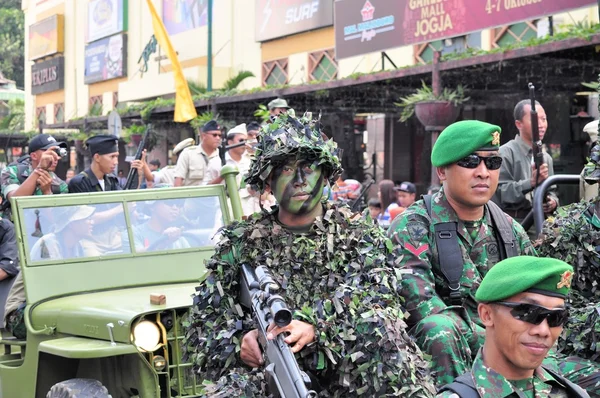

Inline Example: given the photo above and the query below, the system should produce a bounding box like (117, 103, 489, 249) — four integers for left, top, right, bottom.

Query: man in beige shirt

(174, 120, 221, 187)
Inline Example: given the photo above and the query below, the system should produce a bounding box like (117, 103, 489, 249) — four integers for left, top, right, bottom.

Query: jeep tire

(46, 378, 112, 398)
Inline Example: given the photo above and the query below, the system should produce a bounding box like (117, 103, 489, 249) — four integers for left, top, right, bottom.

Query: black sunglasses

(456, 155, 503, 170)
(494, 301, 569, 327)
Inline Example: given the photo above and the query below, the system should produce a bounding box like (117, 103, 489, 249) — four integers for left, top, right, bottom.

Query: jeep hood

(31, 282, 198, 343)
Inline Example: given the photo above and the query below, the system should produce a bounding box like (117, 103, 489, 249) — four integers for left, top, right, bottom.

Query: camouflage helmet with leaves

(244, 112, 343, 192)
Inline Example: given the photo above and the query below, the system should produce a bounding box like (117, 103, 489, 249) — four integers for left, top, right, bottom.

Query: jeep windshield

(23, 196, 224, 262)
(11, 186, 233, 306)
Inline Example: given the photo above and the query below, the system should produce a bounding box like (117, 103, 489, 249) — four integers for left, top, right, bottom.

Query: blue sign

(84, 33, 127, 84)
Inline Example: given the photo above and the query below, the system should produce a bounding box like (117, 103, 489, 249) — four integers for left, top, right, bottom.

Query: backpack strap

(437, 373, 479, 398)
(485, 201, 519, 259)
(423, 195, 464, 306)
(542, 366, 590, 398)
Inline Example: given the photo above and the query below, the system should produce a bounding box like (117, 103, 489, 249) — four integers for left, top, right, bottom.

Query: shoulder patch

(407, 221, 428, 244)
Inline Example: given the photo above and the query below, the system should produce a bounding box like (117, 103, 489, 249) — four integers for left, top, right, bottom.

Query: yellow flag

(145, 0, 197, 122)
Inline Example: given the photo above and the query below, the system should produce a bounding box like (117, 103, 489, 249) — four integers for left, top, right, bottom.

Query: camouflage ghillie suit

(389, 188, 534, 387)
(183, 113, 435, 397)
(390, 188, 600, 394)
(183, 203, 435, 397)
(436, 349, 571, 397)
(538, 199, 600, 361)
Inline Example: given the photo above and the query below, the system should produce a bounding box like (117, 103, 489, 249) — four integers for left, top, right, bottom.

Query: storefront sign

(31, 56, 64, 95)
(335, 0, 596, 59)
(84, 34, 128, 84)
(88, 0, 128, 43)
(29, 14, 64, 60)
(256, 0, 333, 42)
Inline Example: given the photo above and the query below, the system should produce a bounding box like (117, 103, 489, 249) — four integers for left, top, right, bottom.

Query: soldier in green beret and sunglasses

(438, 256, 589, 397)
(389, 120, 600, 393)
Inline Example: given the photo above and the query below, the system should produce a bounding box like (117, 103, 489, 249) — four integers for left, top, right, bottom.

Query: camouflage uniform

(183, 203, 435, 397)
(389, 187, 600, 394)
(436, 349, 570, 398)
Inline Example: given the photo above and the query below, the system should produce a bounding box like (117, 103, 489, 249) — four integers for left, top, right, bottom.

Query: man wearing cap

(205, 123, 250, 186)
(390, 120, 600, 392)
(151, 138, 194, 187)
(580, 120, 599, 201)
(494, 100, 558, 225)
(438, 256, 589, 397)
(389, 120, 535, 387)
(1, 134, 67, 219)
(396, 181, 417, 208)
(182, 113, 435, 396)
(174, 120, 221, 187)
(267, 98, 290, 117)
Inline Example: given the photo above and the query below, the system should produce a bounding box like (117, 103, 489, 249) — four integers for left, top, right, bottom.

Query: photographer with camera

(1, 134, 68, 219)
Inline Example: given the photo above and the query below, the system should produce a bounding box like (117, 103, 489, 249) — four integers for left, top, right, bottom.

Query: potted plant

(395, 81, 469, 129)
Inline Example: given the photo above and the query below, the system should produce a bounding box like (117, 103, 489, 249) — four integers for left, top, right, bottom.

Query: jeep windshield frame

(11, 185, 232, 306)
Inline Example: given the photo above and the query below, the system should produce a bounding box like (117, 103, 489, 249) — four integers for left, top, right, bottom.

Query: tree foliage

(0, 1, 24, 88)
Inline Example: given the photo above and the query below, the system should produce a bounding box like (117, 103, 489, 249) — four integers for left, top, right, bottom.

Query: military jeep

(0, 167, 242, 398)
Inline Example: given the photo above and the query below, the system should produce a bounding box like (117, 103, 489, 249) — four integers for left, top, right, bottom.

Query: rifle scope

(256, 266, 293, 328)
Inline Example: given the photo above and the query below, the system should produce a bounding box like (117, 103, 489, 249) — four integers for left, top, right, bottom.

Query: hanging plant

(394, 81, 469, 123)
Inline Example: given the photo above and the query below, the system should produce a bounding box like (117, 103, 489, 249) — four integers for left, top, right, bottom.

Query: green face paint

(271, 158, 325, 215)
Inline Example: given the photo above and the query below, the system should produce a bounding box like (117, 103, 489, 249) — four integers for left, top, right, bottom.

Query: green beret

(431, 120, 502, 167)
(476, 256, 574, 302)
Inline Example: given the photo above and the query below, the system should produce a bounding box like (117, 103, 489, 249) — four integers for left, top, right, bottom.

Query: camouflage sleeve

(1, 165, 20, 198)
(388, 210, 448, 327)
(184, 238, 254, 381)
(295, 225, 436, 396)
(509, 216, 536, 255)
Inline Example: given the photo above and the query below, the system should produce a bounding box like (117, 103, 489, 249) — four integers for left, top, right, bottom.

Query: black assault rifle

(124, 124, 152, 190)
(240, 264, 318, 398)
(528, 83, 544, 189)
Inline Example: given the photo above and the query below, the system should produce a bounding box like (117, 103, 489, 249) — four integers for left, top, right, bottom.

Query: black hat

(201, 120, 220, 133)
(29, 134, 67, 153)
(86, 135, 119, 156)
(395, 181, 416, 194)
(246, 121, 261, 132)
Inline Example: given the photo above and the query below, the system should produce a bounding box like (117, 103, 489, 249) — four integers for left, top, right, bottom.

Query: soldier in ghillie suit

(389, 120, 600, 394)
(183, 113, 435, 397)
(538, 139, 600, 365)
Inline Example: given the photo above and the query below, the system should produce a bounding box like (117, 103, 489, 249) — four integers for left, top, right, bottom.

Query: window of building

(36, 106, 46, 127)
(54, 103, 64, 124)
(414, 34, 481, 65)
(89, 95, 103, 116)
(309, 49, 338, 82)
(492, 21, 538, 48)
(262, 59, 288, 87)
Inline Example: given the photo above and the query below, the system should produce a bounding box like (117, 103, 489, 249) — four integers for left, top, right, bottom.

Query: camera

(53, 147, 68, 158)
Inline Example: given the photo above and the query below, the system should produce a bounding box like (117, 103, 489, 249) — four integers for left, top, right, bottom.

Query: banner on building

(29, 14, 64, 60)
(335, 0, 596, 59)
(84, 33, 128, 84)
(256, 0, 334, 42)
(31, 56, 64, 95)
(88, 0, 128, 43)
(162, 0, 210, 36)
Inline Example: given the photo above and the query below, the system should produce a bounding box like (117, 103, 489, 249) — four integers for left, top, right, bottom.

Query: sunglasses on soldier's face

(494, 301, 569, 327)
(456, 155, 503, 170)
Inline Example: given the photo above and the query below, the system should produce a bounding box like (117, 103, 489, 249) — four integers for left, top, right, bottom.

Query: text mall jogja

(410, 0, 453, 38)
(32, 65, 58, 87)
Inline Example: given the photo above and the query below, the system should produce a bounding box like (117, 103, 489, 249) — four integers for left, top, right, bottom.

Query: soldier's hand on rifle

(130, 149, 147, 170)
(34, 169, 53, 195)
(37, 146, 60, 170)
(267, 320, 316, 353)
(543, 197, 557, 214)
(240, 329, 263, 368)
(530, 163, 549, 187)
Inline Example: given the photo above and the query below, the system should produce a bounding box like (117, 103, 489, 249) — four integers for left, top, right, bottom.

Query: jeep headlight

(133, 320, 161, 352)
